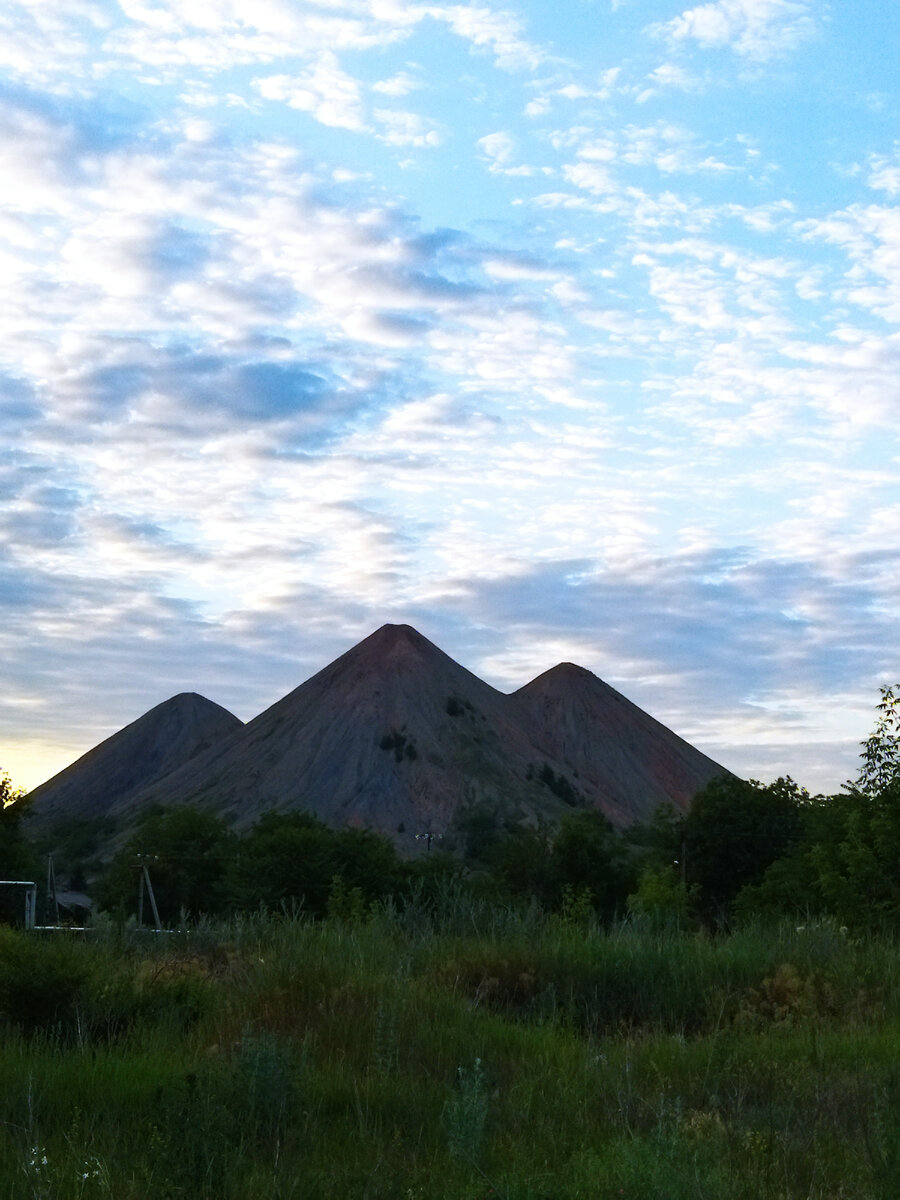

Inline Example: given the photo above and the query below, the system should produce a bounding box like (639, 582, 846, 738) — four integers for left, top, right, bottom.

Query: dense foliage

(0, 903, 898, 1198)
(0, 690, 898, 1197)
(0, 772, 34, 880)
(7, 683, 900, 934)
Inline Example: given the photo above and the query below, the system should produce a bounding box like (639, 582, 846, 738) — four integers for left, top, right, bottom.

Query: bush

(0, 929, 89, 1036)
(626, 865, 696, 932)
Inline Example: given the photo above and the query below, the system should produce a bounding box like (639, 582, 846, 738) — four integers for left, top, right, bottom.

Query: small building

(54, 889, 94, 926)
(0, 881, 37, 930)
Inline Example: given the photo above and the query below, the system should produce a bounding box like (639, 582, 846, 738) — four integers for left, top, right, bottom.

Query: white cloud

(254, 55, 368, 130)
(621, 122, 735, 173)
(477, 129, 539, 175)
(426, 3, 543, 70)
(524, 96, 550, 118)
(482, 256, 559, 281)
(559, 124, 737, 201)
(648, 63, 697, 91)
(801, 203, 900, 324)
(0, 0, 108, 87)
(478, 130, 515, 166)
(563, 161, 617, 195)
(525, 67, 622, 117)
(375, 108, 441, 147)
(372, 69, 422, 97)
(868, 148, 900, 196)
(655, 0, 819, 61)
(0, 100, 82, 216)
(106, 0, 410, 71)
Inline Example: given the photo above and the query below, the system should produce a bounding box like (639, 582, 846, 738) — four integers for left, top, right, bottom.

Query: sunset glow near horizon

(2, 0, 899, 796)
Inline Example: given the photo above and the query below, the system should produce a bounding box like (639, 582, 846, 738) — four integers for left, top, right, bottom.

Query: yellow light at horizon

(1, 743, 82, 794)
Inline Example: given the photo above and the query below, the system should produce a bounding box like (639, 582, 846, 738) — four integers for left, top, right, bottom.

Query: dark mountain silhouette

(25, 693, 242, 831)
(28, 625, 729, 849)
(109, 624, 563, 837)
(515, 662, 724, 826)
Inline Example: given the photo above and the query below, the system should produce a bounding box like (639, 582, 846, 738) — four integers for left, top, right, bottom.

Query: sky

(2, 0, 899, 798)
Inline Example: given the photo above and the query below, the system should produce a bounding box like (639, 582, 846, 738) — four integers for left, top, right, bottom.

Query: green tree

(624, 803, 685, 870)
(684, 775, 806, 925)
(98, 807, 235, 922)
(854, 684, 900, 795)
(804, 686, 900, 930)
(0, 771, 35, 879)
(626, 863, 697, 931)
(731, 792, 852, 923)
(810, 799, 897, 928)
(548, 809, 634, 921)
(230, 812, 401, 918)
(488, 820, 555, 904)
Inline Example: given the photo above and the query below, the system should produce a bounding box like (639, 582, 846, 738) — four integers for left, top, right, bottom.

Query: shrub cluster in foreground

(0, 903, 898, 1199)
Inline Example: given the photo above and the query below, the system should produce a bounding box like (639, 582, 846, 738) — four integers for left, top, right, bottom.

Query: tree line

(2, 686, 899, 931)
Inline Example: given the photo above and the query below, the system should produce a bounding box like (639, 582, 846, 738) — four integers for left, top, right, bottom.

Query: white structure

(0, 881, 37, 929)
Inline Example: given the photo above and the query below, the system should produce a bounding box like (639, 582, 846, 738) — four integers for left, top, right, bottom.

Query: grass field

(0, 892, 898, 1199)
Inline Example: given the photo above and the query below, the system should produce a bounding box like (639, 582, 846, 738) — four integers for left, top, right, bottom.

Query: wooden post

(47, 856, 59, 925)
(143, 864, 162, 929)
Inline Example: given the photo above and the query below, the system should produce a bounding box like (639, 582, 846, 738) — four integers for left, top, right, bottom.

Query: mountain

(109, 624, 727, 841)
(28, 625, 730, 850)
(25, 693, 243, 832)
(515, 662, 726, 826)
(110, 624, 562, 837)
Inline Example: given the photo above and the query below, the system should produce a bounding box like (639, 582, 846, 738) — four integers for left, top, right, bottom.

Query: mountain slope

(25, 693, 243, 831)
(29, 625, 731, 850)
(515, 662, 726, 826)
(115, 624, 571, 838)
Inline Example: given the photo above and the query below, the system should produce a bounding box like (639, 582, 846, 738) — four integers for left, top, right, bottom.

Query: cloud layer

(1, 0, 898, 796)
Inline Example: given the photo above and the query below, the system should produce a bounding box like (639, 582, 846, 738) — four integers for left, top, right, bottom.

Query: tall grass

(0, 906, 897, 1198)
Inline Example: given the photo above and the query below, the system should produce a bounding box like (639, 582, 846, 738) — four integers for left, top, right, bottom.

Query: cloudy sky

(2, 0, 899, 797)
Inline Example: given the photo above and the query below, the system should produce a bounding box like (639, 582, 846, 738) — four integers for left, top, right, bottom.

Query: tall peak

(358, 623, 436, 657)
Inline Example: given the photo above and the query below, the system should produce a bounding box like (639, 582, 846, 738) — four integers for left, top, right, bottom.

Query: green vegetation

(536, 762, 582, 807)
(0, 905, 898, 1198)
(0, 772, 35, 879)
(0, 686, 898, 1195)
(379, 728, 419, 761)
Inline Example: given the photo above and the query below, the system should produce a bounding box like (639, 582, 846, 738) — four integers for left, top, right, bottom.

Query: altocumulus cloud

(0, 0, 898, 798)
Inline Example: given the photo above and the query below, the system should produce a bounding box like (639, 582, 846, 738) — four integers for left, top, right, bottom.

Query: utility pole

(675, 839, 687, 887)
(136, 855, 162, 929)
(46, 855, 59, 925)
(415, 831, 442, 854)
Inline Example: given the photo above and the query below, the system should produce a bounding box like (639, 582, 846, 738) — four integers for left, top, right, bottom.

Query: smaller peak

(144, 692, 242, 726)
(154, 691, 218, 711)
(541, 662, 597, 681)
(515, 660, 600, 696)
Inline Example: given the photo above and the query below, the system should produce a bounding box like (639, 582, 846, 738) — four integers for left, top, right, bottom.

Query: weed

(327, 875, 369, 923)
(233, 1029, 296, 1142)
(0, 908, 898, 1197)
(444, 1057, 489, 1163)
(371, 993, 401, 1074)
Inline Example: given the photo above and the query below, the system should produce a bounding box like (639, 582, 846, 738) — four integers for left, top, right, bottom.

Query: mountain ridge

(25, 692, 243, 831)
(27, 624, 730, 849)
